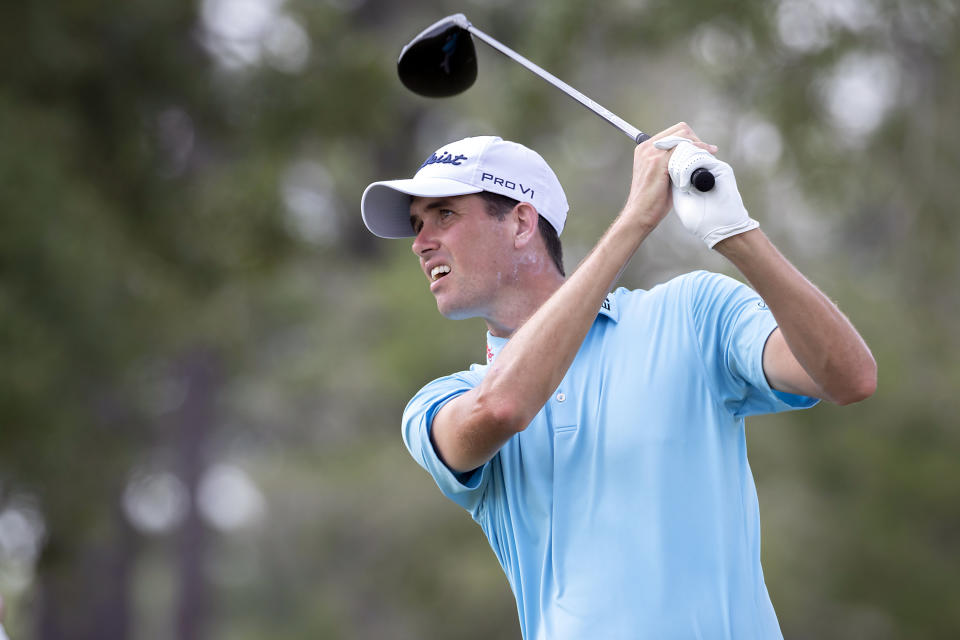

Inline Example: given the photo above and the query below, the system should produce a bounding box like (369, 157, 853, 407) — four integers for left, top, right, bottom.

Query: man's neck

(484, 272, 565, 338)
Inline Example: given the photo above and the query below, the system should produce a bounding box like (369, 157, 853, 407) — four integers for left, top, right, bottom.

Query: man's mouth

(430, 265, 451, 281)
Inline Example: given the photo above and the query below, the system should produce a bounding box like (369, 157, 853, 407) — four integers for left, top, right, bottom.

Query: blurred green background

(1, 0, 958, 638)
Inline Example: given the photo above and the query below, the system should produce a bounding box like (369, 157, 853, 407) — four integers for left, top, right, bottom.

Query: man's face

(409, 194, 514, 319)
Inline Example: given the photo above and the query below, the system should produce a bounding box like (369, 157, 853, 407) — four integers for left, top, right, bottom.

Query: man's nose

(411, 224, 439, 256)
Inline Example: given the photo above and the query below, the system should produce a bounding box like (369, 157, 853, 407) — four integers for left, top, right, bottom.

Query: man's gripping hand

(655, 136, 759, 248)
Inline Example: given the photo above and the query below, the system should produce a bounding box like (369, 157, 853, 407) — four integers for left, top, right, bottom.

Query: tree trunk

(175, 348, 220, 640)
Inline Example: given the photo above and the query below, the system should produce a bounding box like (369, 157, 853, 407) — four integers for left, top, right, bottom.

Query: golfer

(361, 123, 876, 639)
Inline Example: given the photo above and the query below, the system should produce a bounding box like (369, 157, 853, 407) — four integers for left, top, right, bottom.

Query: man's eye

(439, 209, 454, 219)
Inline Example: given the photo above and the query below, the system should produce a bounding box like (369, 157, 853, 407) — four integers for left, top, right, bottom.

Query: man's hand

(621, 123, 718, 235)
(654, 136, 759, 248)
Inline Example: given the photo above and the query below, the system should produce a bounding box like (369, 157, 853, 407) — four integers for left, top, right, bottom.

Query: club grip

(690, 168, 715, 192)
(635, 132, 716, 192)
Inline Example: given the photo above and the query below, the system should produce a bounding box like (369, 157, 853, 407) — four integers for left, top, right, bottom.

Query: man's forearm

(715, 229, 877, 403)
(478, 214, 654, 431)
(431, 213, 655, 473)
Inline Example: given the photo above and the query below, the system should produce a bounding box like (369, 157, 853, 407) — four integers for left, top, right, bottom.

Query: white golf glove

(654, 136, 758, 248)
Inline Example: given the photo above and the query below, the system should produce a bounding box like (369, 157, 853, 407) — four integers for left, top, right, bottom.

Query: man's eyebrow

(422, 199, 454, 210)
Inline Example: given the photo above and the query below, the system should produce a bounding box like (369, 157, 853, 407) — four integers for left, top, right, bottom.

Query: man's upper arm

(684, 271, 818, 415)
(401, 371, 498, 512)
(762, 327, 825, 399)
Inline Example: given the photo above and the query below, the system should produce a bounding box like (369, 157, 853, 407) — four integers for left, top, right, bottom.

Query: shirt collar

(484, 292, 619, 364)
(598, 291, 619, 322)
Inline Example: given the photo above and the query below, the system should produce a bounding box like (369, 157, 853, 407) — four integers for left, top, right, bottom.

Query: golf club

(398, 13, 716, 192)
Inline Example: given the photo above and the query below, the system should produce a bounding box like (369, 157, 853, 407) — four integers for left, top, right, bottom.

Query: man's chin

(435, 298, 479, 321)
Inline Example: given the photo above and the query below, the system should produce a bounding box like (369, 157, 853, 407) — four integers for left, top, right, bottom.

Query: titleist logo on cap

(420, 151, 468, 169)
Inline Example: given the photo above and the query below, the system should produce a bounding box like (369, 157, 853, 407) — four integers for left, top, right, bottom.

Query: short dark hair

(478, 192, 565, 276)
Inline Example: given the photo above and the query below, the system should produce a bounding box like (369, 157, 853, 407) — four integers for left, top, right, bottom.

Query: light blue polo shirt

(402, 271, 817, 640)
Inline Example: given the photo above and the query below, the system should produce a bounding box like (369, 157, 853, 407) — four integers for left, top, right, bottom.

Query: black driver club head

(397, 14, 477, 98)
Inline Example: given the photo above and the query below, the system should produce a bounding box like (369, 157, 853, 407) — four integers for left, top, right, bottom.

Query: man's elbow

(832, 360, 878, 406)
(473, 390, 531, 435)
(470, 365, 548, 434)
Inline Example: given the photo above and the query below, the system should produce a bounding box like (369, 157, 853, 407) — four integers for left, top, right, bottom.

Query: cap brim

(361, 177, 483, 238)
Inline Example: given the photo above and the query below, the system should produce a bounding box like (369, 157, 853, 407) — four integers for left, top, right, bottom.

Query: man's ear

(512, 203, 540, 248)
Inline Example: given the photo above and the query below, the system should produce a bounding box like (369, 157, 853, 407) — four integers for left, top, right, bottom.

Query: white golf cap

(361, 136, 569, 238)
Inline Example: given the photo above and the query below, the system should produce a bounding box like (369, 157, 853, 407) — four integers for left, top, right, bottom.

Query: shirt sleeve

(401, 369, 492, 514)
(684, 270, 819, 418)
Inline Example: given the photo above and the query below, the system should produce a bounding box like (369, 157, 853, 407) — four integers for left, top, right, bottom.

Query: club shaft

(466, 26, 649, 144)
